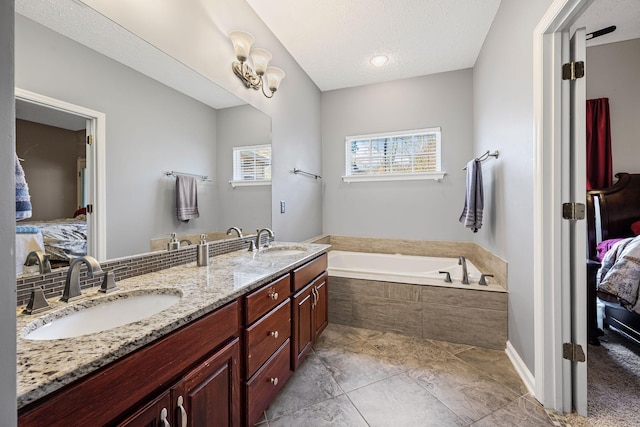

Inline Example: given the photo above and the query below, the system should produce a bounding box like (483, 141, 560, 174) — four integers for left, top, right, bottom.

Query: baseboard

(505, 340, 536, 397)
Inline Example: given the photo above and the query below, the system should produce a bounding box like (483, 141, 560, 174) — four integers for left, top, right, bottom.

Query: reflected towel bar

(293, 168, 321, 180)
(463, 150, 499, 170)
(165, 171, 212, 182)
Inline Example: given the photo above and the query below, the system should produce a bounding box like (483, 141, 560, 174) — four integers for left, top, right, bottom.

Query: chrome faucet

(24, 250, 52, 275)
(458, 256, 469, 285)
(61, 256, 103, 302)
(226, 227, 243, 238)
(255, 228, 275, 249)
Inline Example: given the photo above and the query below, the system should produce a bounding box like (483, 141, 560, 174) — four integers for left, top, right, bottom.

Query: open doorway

(534, 0, 640, 420)
(14, 88, 106, 274)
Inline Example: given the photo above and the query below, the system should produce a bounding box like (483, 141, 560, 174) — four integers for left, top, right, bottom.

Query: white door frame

(533, 0, 593, 414)
(15, 88, 107, 261)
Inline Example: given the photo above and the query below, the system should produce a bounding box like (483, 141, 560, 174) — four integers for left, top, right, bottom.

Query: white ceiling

(248, 0, 640, 92)
(247, 0, 501, 92)
(575, 0, 640, 47)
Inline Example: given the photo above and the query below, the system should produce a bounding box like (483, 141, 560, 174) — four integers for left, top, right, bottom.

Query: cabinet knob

(269, 290, 279, 300)
(270, 330, 279, 339)
(160, 407, 170, 427)
(177, 395, 187, 427)
(270, 377, 279, 386)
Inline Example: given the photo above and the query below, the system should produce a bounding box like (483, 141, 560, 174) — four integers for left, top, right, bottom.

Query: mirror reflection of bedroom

(578, 0, 640, 422)
(15, 99, 88, 276)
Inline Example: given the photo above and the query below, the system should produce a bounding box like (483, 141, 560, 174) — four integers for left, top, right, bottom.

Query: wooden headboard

(586, 173, 640, 260)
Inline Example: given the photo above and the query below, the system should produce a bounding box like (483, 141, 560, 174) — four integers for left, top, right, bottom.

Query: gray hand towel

(176, 175, 199, 222)
(459, 159, 483, 232)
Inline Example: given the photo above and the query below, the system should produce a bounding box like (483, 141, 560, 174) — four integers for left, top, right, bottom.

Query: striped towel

(459, 159, 483, 233)
(16, 226, 41, 234)
(15, 154, 33, 221)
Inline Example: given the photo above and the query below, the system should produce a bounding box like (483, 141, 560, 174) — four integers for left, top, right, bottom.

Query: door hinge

(562, 61, 585, 80)
(87, 135, 93, 145)
(86, 204, 93, 214)
(563, 342, 586, 362)
(562, 202, 585, 220)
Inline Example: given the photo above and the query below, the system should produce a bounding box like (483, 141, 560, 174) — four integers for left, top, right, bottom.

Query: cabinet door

(313, 273, 329, 342)
(116, 391, 171, 427)
(292, 283, 314, 370)
(171, 338, 240, 427)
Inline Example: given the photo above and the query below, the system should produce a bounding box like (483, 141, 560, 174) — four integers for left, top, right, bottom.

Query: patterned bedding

(597, 235, 640, 314)
(18, 216, 87, 261)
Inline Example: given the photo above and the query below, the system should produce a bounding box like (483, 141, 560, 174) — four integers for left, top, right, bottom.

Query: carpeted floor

(559, 328, 640, 426)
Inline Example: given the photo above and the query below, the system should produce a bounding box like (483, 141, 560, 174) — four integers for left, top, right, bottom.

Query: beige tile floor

(256, 323, 553, 426)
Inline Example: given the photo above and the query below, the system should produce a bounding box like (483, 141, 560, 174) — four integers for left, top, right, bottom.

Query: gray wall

(217, 104, 272, 234)
(16, 15, 220, 258)
(322, 70, 474, 241)
(80, 0, 324, 244)
(586, 38, 640, 175)
(473, 0, 554, 373)
(0, 0, 17, 424)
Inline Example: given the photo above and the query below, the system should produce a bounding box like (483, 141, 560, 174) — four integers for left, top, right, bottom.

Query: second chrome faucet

(61, 256, 104, 302)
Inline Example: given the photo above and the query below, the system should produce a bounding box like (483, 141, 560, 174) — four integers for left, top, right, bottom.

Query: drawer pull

(177, 395, 188, 427)
(270, 330, 279, 339)
(160, 407, 170, 427)
(268, 290, 279, 300)
(270, 377, 279, 386)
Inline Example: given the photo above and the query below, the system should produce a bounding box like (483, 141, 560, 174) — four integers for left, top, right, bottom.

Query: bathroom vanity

(16, 244, 329, 427)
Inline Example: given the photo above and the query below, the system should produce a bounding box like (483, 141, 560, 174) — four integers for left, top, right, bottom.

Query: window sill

(229, 180, 271, 188)
(342, 172, 446, 183)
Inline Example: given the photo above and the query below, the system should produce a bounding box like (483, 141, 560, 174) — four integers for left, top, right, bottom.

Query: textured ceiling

(246, 0, 502, 91)
(574, 0, 640, 47)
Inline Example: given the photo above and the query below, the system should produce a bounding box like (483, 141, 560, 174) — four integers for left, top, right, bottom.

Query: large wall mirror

(14, 1, 272, 277)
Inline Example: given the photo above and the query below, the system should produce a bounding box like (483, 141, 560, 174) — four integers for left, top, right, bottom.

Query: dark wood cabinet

(313, 273, 329, 342)
(117, 391, 171, 427)
(292, 282, 315, 369)
(171, 338, 240, 427)
(243, 279, 293, 426)
(18, 301, 240, 426)
(292, 270, 329, 370)
(18, 252, 329, 427)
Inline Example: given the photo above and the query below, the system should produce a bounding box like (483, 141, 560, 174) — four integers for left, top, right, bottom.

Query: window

(343, 127, 445, 182)
(230, 144, 271, 187)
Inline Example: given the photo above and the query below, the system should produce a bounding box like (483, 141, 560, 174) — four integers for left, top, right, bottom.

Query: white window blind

(231, 144, 271, 187)
(344, 127, 444, 182)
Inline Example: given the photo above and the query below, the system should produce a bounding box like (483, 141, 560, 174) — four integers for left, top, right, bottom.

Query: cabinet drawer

(245, 299, 291, 378)
(246, 340, 291, 427)
(292, 253, 327, 292)
(245, 274, 290, 325)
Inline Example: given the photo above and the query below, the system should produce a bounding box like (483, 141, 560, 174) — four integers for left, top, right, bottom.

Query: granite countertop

(16, 242, 330, 409)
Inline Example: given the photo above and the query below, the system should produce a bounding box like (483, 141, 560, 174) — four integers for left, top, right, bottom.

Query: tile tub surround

(328, 276, 507, 349)
(307, 234, 508, 289)
(15, 242, 330, 409)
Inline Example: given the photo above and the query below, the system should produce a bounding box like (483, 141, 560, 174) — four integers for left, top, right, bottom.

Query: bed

(586, 172, 640, 345)
(16, 216, 87, 269)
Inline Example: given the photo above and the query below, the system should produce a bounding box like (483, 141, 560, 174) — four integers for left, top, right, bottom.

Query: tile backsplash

(16, 236, 254, 307)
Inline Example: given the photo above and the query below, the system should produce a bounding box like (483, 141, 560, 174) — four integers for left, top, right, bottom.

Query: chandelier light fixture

(229, 30, 285, 98)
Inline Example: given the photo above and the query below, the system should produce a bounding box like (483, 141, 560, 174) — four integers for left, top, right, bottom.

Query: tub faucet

(256, 228, 275, 249)
(61, 256, 103, 302)
(226, 227, 243, 238)
(24, 250, 52, 275)
(458, 256, 469, 285)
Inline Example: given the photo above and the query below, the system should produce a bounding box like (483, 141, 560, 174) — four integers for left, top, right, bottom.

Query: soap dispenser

(167, 233, 180, 251)
(197, 234, 209, 267)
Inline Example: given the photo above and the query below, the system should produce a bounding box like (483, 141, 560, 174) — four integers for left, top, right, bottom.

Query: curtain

(586, 98, 612, 190)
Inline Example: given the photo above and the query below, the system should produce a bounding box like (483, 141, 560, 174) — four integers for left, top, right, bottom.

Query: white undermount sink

(22, 291, 182, 341)
(259, 246, 308, 257)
